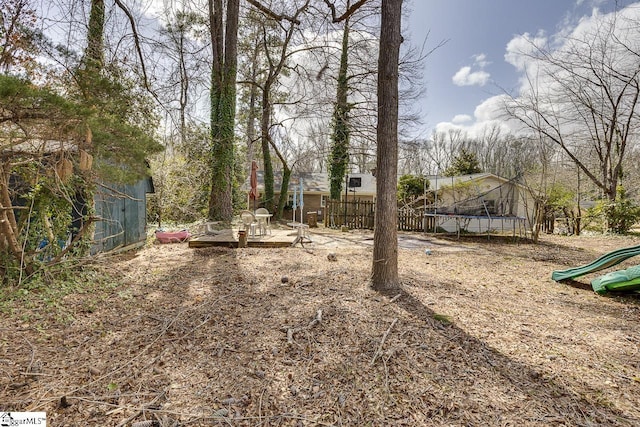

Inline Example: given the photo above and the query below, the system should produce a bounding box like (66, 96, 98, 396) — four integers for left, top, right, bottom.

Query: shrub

(586, 186, 640, 234)
(397, 175, 429, 202)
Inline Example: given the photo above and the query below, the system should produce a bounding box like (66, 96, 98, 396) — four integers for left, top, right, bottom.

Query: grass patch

(433, 313, 452, 325)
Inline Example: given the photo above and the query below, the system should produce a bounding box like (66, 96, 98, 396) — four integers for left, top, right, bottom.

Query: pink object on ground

(155, 230, 191, 243)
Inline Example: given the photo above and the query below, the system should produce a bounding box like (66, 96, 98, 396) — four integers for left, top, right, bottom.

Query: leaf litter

(1, 230, 639, 426)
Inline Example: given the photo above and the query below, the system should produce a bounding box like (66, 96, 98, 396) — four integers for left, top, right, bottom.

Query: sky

(405, 0, 635, 138)
(34, 0, 636, 142)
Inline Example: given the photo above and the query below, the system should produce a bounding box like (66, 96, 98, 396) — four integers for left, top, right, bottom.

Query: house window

(320, 194, 326, 207)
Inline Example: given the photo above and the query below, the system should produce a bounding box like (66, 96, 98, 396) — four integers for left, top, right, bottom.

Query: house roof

(1, 137, 79, 158)
(243, 171, 377, 195)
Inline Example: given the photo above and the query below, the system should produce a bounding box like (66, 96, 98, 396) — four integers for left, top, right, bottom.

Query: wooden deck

(188, 228, 299, 248)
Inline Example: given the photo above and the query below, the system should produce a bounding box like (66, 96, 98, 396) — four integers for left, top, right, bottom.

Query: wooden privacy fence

(399, 210, 430, 231)
(324, 200, 429, 232)
(325, 200, 375, 229)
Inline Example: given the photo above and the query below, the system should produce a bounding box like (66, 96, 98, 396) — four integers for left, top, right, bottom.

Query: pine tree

(444, 149, 482, 176)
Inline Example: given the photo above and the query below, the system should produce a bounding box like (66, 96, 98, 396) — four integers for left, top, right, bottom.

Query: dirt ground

(1, 228, 640, 426)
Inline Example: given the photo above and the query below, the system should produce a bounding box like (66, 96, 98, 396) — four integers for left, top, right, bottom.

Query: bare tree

(239, 1, 312, 217)
(328, 15, 351, 201)
(237, 23, 262, 166)
(505, 9, 640, 230)
(0, 0, 40, 73)
(424, 129, 467, 174)
(156, 9, 209, 151)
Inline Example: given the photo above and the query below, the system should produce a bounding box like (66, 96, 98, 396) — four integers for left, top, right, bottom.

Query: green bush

(586, 186, 640, 234)
(398, 175, 429, 202)
(443, 149, 482, 177)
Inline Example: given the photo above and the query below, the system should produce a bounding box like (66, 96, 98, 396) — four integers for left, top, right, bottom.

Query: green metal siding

(92, 178, 151, 254)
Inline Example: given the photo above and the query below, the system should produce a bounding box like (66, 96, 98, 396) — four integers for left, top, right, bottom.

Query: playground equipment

(591, 265, 640, 295)
(551, 244, 640, 281)
(551, 244, 640, 294)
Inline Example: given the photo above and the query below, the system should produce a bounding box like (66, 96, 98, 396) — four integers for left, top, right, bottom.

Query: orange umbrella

(249, 160, 258, 210)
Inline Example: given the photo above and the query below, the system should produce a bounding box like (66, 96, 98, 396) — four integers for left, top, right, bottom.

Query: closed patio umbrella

(299, 179, 304, 224)
(292, 186, 297, 222)
(249, 160, 258, 211)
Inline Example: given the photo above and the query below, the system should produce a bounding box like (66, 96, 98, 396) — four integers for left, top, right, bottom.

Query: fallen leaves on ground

(1, 230, 639, 426)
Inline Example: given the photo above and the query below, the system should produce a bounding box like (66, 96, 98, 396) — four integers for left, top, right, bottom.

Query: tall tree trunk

(85, 0, 104, 69)
(245, 42, 261, 165)
(70, 0, 104, 255)
(329, 18, 351, 200)
(276, 166, 291, 219)
(178, 29, 188, 148)
(77, 0, 105, 102)
(371, 0, 402, 292)
(208, 0, 239, 221)
(261, 81, 275, 213)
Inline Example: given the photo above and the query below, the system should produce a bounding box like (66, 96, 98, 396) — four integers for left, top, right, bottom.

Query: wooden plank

(188, 239, 292, 248)
(188, 229, 296, 249)
(189, 239, 238, 248)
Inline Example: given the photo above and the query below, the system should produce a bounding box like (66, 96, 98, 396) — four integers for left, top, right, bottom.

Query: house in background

(428, 173, 533, 217)
(243, 170, 535, 233)
(243, 171, 376, 221)
(425, 173, 535, 233)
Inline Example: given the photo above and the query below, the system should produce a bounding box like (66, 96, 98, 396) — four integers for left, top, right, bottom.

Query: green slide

(591, 265, 640, 295)
(551, 244, 640, 282)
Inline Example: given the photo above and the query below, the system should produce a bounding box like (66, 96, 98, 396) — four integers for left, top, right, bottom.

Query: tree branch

(246, 0, 301, 24)
(48, 216, 96, 265)
(112, 0, 151, 92)
(322, 0, 370, 23)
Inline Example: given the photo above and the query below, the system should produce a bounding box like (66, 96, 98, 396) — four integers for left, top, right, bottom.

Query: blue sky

(405, 0, 633, 137)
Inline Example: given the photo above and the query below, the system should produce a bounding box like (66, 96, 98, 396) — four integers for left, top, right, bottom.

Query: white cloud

(576, 0, 607, 8)
(452, 52, 491, 86)
(437, 3, 640, 140)
(473, 95, 510, 123)
(452, 66, 490, 86)
(473, 53, 490, 68)
(451, 114, 472, 124)
(434, 95, 521, 139)
(142, 0, 168, 21)
(504, 32, 547, 72)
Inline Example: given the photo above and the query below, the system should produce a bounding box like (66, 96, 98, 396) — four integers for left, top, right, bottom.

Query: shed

(91, 176, 155, 253)
(2, 138, 154, 255)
